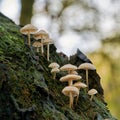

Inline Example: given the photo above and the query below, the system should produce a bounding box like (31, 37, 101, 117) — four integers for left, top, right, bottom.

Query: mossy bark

(0, 12, 117, 120)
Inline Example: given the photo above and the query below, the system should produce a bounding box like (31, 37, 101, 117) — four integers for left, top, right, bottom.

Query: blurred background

(0, 0, 120, 119)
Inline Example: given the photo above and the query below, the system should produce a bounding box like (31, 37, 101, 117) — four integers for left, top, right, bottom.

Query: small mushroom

(60, 74, 82, 86)
(70, 71, 78, 75)
(78, 63, 96, 89)
(43, 39, 53, 61)
(73, 82, 87, 104)
(88, 88, 98, 101)
(51, 68, 60, 80)
(33, 30, 49, 55)
(60, 64, 77, 74)
(32, 41, 42, 52)
(48, 62, 60, 69)
(62, 86, 79, 108)
(20, 24, 38, 46)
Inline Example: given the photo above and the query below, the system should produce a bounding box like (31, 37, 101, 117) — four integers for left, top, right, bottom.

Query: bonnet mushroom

(20, 24, 38, 46)
(73, 82, 87, 104)
(51, 68, 60, 80)
(60, 74, 82, 86)
(48, 62, 60, 69)
(43, 39, 53, 61)
(62, 86, 79, 108)
(32, 41, 42, 52)
(33, 30, 49, 55)
(60, 64, 77, 74)
(78, 63, 96, 89)
(88, 88, 98, 101)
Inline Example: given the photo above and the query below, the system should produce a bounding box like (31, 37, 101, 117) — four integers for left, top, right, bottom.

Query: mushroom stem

(47, 44, 50, 61)
(41, 39, 44, 55)
(68, 80, 73, 86)
(90, 95, 94, 101)
(28, 32, 30, 46)
(86, 69, 89, 89)
(69, 92, 73, 108)
(75, 95, 79, 105)
(36, 47, 39, 52)
(53, 72, 56, 80)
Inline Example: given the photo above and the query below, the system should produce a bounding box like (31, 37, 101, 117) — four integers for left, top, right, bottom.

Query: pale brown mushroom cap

(78, 63, 96, 70)
(60, 64, 77, 71)
(48, 62, 60, 68)
(62, 86, 79, 97)
(33, 30, 49, 40)
(70, 71, 78, 75)
(43, 39, 53, 45)
(20, 24, 38, 34)
(51, 68, 60, 73)
(60, 74, 82, 82)
(88, 89, 98, 96)
(73, 82, 87, 89)
(32, 41, 42, 47)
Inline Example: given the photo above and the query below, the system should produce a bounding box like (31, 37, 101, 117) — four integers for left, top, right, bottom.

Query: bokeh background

(0, 0, 120, 119)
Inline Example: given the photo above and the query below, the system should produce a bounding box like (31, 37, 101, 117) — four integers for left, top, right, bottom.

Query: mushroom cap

(70, 71, 78, 75)
(73, 82, 87, 89)
(78, 63, 96, 70)
(48, 62, 60, 68)
(62, 86, 79, 97)
(60, 64, 77, 71)
(60, 74, 82, 82)
(51, 68, 60, 73)
(32, 41, 42, 47)
(88, 89, 98, 96)
(20, 24, 38, 34)
(43, 39, 53, 45)
(33, 30, 49, 40)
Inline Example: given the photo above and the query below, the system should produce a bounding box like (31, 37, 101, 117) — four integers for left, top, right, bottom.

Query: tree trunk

(0, 12, 117, 120)
(20, 0, 34, 25)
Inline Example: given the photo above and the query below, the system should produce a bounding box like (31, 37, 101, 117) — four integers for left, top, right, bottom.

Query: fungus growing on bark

(70, 71, 78, 75)
(43, 39, 53, 61)
(78, 63, 96, 89)
(32, 41, 42, 52)
(88, 88, 98, 101)
(20, 24, 38, 46)
(60, 74, 82, 86)
(51, 68, 60, 80)
(48, 62, 59, 69)
(73, 82, 87, 104)
(33, 30, 49, 55)
(60, 64, 77, 74)
(62, 86, 79, 108)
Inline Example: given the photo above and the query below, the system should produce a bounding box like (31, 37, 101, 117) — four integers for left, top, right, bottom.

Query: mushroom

(48, 62, 60, 69)
(60, 64, 77, 74)
(62, 86, 79, 108)
(43, 39, 53, 61)
(60, 74, 82, 86)
(78, 63, 96, 89)
(32, 41, 42, 52)
(73, 82, 87, 104)
(88, 88, 98, 101)
(33, 30, 49, 55)
(70, 71, 78, 75)
(20, 24, 38, 46)
(51, 68, 60, 80)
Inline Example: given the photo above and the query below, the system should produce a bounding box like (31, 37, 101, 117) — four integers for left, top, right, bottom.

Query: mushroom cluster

(20, 24, 53, 61)
(48, 61, 98, 108)
(20, 24, 99, 109)
(49, 62, 60, 80)
(47, 62, 98, 108)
